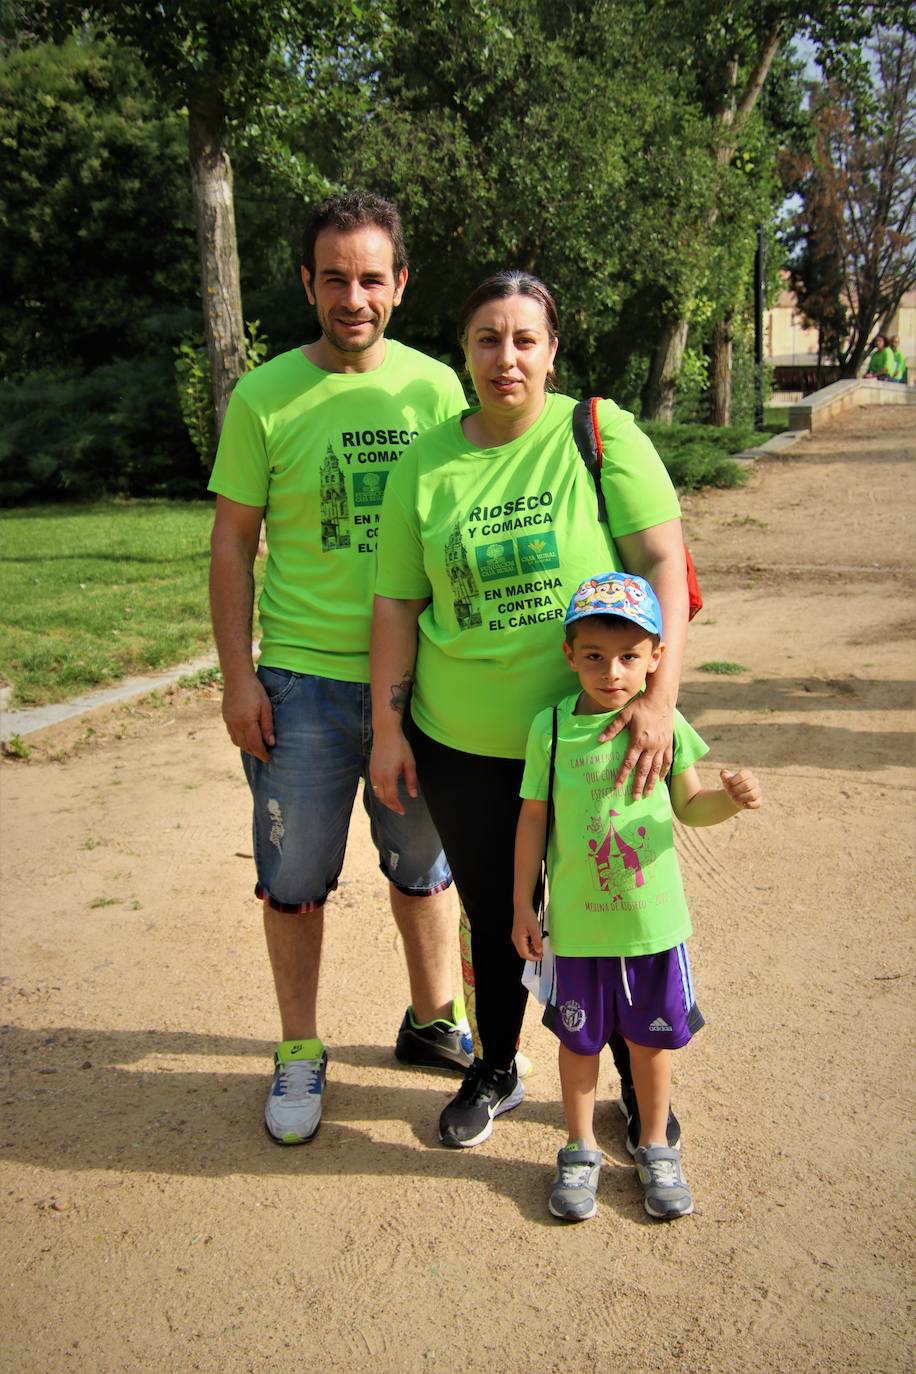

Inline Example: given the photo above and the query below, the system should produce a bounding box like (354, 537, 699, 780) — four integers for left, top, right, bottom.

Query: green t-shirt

(208, 342, 465, 682)
(892, 349, 907, 380)
(520, 693, 708, 957)
(867, 346, 895, 377)
(375, 392, 681, 757)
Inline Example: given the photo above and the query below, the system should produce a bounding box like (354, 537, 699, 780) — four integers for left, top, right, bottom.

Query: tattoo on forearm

(389, 672, 413, 715)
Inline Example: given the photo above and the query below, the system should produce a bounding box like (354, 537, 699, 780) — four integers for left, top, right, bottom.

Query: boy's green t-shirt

(208, 342, 465, 682)
(520, 694, 708, 957)
(375, 393, 681, 757)
(892, 348, 907, 380)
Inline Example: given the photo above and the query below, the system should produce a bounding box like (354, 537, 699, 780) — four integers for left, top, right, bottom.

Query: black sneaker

(394, 998, 473, 1073)
(617, 1084, 681, 1156)
(438, 1058, 524, 1148)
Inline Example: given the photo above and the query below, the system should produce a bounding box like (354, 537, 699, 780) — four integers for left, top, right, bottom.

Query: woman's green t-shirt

(375, 392, 681, 757)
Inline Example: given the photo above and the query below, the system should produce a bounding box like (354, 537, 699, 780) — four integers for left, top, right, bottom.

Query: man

(208, 193, 470, 1144)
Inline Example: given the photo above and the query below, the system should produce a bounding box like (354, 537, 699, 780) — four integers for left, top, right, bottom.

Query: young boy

(513, 572, 761, 1222)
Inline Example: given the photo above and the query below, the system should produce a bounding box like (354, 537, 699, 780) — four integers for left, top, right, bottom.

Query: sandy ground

(1, 407, 914, 1374)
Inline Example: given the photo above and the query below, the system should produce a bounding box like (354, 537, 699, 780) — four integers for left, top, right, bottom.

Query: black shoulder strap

(572, 396, 608, 524)
(544, 705, 558, 860)
(538, 706, 559, 938)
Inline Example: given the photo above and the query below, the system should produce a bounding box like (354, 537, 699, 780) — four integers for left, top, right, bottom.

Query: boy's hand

(721, 768, 762, 810)
(512, 908, 543, 961)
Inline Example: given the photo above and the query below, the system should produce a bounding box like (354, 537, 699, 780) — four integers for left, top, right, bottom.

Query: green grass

(0, 499, 240, 707)
(698, 660, 748, 675)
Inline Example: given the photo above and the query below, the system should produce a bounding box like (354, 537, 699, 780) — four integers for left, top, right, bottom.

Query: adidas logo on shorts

(649, 1016, 673, 1033)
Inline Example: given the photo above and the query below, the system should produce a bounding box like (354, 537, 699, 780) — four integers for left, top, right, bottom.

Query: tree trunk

(642, 318, 689, 423)
(709, 314, 733, 427)
(188, 90, 246, 440)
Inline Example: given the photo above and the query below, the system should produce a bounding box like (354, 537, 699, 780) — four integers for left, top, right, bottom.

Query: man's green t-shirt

(520, 693, 708, 957)
(375, 393, 681, 758)
(208, 342, 465, 682)
(892, 348, 907, 381)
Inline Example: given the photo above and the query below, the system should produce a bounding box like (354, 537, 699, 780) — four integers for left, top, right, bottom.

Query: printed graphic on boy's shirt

(586, 811, 657, 896)
(319, 443, 351, 551)
(352, 470, 388, 507)
(445, 521, 482, 630)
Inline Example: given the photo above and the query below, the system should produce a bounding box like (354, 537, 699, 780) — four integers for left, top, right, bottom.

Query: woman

(370, 271, 688, 1148)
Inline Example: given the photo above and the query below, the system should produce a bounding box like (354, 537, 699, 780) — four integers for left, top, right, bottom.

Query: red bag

(572, 396, 703, 621)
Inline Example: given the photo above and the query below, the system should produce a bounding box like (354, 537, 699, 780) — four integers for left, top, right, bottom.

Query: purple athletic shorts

(543, 944, 705, 1055)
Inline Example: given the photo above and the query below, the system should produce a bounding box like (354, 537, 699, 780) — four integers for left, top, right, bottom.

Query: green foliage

(174, 319, 268, 470)
(0, 358, 200, 504)
(639, 421, 755, 490)
(1, 733, 34, 760)
(0, 35, 196, 377)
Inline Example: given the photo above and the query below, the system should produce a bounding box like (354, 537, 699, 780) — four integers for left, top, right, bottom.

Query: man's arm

(601, 518, 689, 798)
(209, 494, 274, 762)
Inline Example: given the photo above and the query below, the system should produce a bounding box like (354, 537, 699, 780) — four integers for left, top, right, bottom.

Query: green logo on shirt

(353, 470, 389, 507)
(517, 531, 560, 573)
(476, 541, 519, 582)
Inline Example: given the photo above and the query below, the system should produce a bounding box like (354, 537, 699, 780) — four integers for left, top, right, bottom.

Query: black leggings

(411, 719, 635, 1089)
(410, 722, 529, 1071)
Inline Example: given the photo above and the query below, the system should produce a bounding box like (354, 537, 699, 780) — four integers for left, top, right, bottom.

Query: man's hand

(600, 693, 673, 799)
(369, 731, 418, 815)
(720, 768, 762, 811)
(222, 673, 275, 763)
(511, 907, 543, 961)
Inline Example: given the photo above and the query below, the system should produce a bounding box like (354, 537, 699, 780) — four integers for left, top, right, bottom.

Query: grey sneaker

(548, 1144, 601, 1221)
(633, 1145, 693, 1219)
(264, 1039, 327, 1145)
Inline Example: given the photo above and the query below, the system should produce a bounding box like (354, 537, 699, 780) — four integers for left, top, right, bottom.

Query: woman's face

(463, 293, 558, 426)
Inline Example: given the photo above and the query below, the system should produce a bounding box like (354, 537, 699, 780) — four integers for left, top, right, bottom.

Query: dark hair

(457, 271, 559, 388)
(301, 192, 408, 278)
(873, 334, 886, 348)
(565, 613, 660, 647)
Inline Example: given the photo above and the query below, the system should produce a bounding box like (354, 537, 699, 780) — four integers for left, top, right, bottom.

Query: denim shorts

(543, 945, 705, 1055)
(241, 667, 452, 913)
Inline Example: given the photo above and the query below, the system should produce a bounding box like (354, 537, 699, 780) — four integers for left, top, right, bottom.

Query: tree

(0, 35, 196, 377)
(634, 1, 894, 421)
(786, 26, 916, 377)
(17, 1, 350, 432)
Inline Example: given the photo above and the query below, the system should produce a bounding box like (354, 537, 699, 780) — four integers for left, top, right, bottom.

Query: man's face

(301, 226, 407, 364)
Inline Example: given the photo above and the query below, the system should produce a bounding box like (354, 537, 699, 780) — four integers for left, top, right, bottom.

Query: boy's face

(563, 617, 664, 715)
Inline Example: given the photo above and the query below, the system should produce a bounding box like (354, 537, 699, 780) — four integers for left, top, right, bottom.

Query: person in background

(866, 334, 895, 380)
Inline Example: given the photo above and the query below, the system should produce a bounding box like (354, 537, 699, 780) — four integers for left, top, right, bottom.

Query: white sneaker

(264, 1038, 327, 1144)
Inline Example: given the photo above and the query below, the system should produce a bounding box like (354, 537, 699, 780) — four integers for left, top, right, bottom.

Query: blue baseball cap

(564, 572, 663, 638)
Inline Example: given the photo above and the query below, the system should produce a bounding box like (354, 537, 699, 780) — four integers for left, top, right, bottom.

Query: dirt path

(1, 407, 914, 1374)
